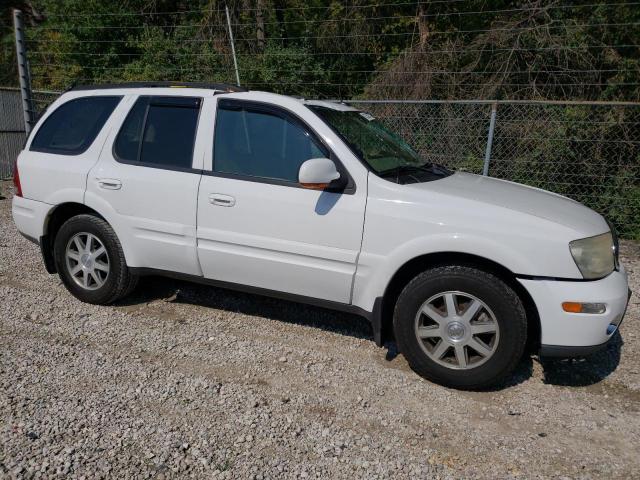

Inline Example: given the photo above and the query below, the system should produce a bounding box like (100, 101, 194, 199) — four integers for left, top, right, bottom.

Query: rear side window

(213, 101, 326, 183)
(114, 96, 201, 170)
(30, 96, 121, 155)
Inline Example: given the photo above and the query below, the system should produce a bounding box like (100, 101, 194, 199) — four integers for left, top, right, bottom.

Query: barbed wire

(27, 21, 640, 44)
(29, 44, 640, 58)
(28, 64, 637, 76)
(26, 71, 640, 88)
(229, 1, 640, 27)
(232, 21, 640, 42)
(22, 1, 640, 107)
(33, 0, 640, 29)
(31, 2, 640, 31)
(41, 0, 451, 18)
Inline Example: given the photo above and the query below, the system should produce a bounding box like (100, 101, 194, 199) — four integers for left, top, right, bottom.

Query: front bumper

(518, 268, 630, 357)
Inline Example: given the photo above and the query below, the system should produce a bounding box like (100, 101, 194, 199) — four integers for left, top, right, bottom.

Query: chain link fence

(350, 100, 640, 239)
(0, 88, 59, 179)
(1, 91, 638, 238)
(491, 102, 639, 241)
(30, 90, 60, 119)
(0, 88, 27, 179)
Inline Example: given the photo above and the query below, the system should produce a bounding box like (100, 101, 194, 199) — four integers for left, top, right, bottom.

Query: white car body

(12, 84, 630, 358)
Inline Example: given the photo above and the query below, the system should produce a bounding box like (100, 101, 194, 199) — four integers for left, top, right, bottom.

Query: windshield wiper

(378, 163, 451, 183)
(379, 163, 440, 176)
(430, 163, 451, 175)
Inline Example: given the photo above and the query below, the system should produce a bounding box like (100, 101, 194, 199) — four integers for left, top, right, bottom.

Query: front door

(196, 98, 366, 303)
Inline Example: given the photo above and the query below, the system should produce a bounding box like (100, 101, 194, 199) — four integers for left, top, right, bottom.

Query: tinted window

(214, 104, 326, 182)
(31, 96, 121, 155)
(114, 96, 200, 169)
(113, 98, 146, 162)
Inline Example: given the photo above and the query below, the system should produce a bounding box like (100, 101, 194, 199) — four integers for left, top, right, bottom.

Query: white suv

(12, 82, 630, 389)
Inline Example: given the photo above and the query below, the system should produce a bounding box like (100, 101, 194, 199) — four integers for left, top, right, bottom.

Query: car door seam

(350, 171, 369, 304)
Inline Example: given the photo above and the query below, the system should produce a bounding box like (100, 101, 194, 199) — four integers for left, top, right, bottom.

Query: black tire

(53, 214, 138, 305)
(393, 265, 527, 390)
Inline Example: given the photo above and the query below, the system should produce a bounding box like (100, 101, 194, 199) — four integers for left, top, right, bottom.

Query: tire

(393, 265, 527, 390)
(53, 214, 138, 305)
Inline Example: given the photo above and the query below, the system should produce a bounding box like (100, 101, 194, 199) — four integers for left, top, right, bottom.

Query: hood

(407, 172, 609, 236)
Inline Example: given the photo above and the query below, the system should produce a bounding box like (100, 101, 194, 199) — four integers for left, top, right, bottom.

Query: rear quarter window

(30, 96, 122, 155)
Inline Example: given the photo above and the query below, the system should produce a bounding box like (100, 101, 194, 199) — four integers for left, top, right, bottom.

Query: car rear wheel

(53, 214, 138, 304)
(393, 265, 527, 390)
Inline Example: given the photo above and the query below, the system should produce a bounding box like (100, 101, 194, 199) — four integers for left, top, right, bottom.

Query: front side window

(30, 96, 121, 155)
(114, 96, 201, 170)
(213, 101, 326, 183)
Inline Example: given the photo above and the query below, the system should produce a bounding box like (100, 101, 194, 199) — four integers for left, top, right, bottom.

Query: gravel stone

(1, 180, 639, 478)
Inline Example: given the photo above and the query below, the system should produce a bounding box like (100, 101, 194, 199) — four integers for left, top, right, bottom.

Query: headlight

(569, 232, 615, 279)
(606, 219, 620, 270)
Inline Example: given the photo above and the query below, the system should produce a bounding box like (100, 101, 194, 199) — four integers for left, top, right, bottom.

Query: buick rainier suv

(12, 82, 630, 389)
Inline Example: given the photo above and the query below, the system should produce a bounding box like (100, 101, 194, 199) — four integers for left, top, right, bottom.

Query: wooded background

(2, 0, 639, 100)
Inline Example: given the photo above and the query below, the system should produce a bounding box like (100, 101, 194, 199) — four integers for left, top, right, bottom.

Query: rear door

(85, 94, 207, 275)
(196, 97, 367, 303)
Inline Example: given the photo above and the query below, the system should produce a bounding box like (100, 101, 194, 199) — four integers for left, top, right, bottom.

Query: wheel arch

(379, 251, 541, 353)
(41, 202, 106, 273)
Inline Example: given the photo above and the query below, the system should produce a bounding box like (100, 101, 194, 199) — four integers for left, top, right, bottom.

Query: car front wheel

(393, 265, 527, 390)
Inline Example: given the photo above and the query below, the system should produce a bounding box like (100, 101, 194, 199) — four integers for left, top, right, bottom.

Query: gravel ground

(1, 180, 639, 479)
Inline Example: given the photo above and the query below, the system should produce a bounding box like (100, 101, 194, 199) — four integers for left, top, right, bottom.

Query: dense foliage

(1, 0, 638, 101)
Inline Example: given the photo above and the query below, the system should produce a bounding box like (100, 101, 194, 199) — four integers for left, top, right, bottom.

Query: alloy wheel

(414, 291, 500, 370)
(65, 232, 110, 290)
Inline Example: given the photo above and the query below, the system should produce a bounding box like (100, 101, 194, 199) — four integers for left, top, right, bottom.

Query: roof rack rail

(69, 81, 247, 93)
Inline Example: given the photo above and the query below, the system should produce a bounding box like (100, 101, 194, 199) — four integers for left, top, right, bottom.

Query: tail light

(13, 160, 22, 197)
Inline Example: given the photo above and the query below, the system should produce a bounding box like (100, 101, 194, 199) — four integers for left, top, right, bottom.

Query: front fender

(352, 233, 563, 313)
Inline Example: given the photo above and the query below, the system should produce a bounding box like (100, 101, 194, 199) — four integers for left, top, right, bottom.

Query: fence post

(12, 9, 34, 135)
(225, 5, 241, 87)
(482, 102, 497, 176)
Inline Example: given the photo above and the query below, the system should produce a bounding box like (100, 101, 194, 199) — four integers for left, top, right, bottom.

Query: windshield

(308, 105, 447, 180)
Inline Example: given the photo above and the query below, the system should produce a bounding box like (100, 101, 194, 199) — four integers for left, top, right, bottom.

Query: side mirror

(298, 158, 344, 190)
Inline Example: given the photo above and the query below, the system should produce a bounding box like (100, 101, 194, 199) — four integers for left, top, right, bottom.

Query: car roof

(303, 100, 360, 112)
(59, 82, 360, 112)
(69, 81, 246, 93)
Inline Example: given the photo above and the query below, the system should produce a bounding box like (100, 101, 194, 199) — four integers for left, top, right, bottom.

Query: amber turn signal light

(562, 302, 606, 314)
(300, 182, 329, 190)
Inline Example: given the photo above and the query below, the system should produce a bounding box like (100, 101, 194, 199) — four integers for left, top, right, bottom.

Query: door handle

(209, 193, 235, 207)
(97, 178, 122, 190)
